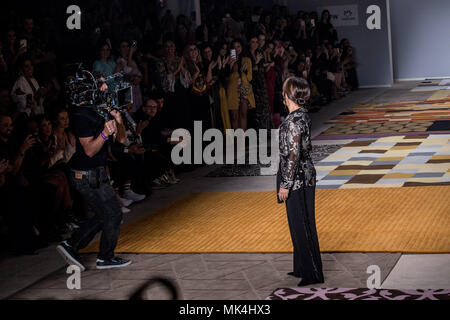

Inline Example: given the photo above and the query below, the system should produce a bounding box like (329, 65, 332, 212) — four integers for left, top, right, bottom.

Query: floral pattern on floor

(266, 288, 450, 300)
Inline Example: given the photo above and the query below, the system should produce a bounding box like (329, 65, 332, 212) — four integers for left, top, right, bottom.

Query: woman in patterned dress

(277, 76, 324, 286)
(155, 40, 190, 130)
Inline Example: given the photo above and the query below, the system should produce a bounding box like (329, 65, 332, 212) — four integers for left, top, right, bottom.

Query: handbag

(239, 81, 251, 97)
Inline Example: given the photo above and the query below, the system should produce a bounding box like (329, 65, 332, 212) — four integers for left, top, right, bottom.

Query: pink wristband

(100, 132, 109, 140)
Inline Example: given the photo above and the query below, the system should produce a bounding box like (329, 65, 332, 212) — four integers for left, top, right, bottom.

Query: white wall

(390, 0, 450, 80)
(165, 0, 195, 18)
(315, 0, 394, 87)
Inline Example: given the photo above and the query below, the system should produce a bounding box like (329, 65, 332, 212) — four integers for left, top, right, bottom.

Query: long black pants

(285, 186, 324, 284)
(68, 167, 122, 260)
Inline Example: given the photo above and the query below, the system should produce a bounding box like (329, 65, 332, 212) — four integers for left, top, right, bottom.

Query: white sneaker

(121, 207, 131, 214)
(119, 197, 133, 207)
(123, 189, 146, 202)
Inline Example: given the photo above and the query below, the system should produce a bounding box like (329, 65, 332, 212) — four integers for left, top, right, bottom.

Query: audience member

(0, 2, 359, 256)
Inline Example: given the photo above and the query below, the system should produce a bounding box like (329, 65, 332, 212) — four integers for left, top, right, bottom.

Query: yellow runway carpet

(82, 186, 450, 254)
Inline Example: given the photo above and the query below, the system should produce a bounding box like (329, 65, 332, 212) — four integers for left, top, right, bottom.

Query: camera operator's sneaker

(152, 178, 169, 189)
(123, 189, 146, 202)
(56, 241, 86, 271)
(119, 196, 133, 207)
(96, 257, 131, 269)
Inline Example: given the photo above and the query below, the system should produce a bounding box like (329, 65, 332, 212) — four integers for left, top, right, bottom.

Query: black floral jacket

(278, 108, 316, 191)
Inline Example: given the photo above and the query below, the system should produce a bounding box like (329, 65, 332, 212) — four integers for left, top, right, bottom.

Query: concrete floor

(1, 81, 449, 300)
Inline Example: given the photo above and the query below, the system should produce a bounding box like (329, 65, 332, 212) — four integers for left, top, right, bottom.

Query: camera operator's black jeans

(68, 166, 122, 260)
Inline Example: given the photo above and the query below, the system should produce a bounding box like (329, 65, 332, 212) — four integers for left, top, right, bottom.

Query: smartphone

(305, 57, 310, 64)
(230, 49, 236, 60)
(19, 39, 27, 51)
(311, 19, 315, 27)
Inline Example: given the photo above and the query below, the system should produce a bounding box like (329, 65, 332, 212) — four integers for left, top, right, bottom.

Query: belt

(71, 167, 104, 180)
(71, 169, 89, 180)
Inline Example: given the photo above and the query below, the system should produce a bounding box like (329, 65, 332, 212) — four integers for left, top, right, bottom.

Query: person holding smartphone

(225, 39, 255, 131)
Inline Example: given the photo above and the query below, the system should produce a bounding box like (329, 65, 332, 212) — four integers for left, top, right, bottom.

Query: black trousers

(68, 167, 122, 260)
(285, 186, 324, 284)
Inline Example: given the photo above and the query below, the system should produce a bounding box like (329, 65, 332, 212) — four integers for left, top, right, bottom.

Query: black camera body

(65, 64, 135, 130)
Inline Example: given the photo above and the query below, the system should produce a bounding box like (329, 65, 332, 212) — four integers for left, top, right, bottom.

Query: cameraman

(56, 76, 131, 270)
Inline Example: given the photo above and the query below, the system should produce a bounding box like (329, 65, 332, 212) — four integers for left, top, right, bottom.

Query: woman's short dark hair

(321, 10, 331, 23)
(35, 114, 49, 126)
(51, 107, 68, 126)
(231, 38, 246, 56)
(97, 41, 112, 58)
(232, 38, 244, 47)
(282, 76, 310, 106)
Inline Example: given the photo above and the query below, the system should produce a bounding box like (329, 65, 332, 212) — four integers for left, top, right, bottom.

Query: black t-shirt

(69, 107, 108, 170)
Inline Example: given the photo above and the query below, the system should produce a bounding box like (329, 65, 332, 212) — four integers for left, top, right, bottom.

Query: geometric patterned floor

(319, 99, 450, 138)
(315, 134, 450, 189)
(315, 97, 450, 189)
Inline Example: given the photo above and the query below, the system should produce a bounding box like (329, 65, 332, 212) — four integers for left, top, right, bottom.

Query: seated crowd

(0, 2, 358, 255)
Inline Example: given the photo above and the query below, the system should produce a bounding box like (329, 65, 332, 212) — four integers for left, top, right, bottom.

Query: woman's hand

(128, 143, 146, 154)
(255, 52, 263, 65)
(19, 134, 36, 155)
(278, 187, 289, 201)
(241, 62, 247, 73)
(209, 60, 218, 70)
(222, 55, 230, 66)
(130, 41, 137, 56)
(229, 56, 237, 68)
(173, 56, 183, 76)
(194, 61, 200, 73)
(136, 120, 149, 135)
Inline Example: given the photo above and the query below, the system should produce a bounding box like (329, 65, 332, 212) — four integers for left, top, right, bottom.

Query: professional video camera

(65, 63, 137, 131)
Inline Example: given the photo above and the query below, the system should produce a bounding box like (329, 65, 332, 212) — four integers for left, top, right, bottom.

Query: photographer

(56, 76, 131, 271)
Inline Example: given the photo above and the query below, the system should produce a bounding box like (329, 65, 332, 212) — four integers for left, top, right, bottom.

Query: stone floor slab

(381, 254, 450, 289)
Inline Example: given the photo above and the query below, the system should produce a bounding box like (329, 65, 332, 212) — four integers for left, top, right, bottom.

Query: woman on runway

(277, 76, 324, 286)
